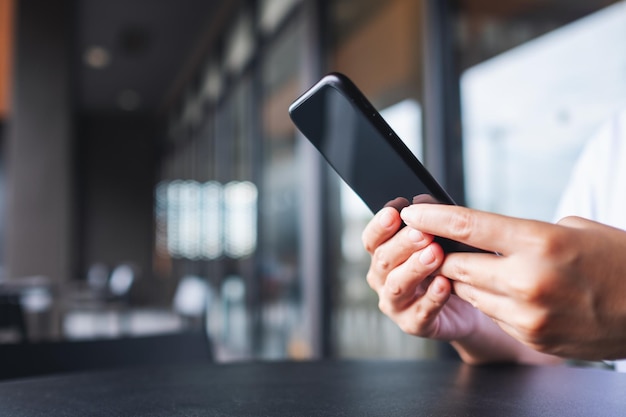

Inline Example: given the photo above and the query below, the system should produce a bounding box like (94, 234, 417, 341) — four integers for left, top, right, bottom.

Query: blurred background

(0, 0, 625, 363)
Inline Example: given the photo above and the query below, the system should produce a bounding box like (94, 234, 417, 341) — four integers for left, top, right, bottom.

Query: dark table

(1, 359, 625, 416)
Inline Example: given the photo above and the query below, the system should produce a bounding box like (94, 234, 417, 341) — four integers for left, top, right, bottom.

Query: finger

(400, 204, 555, 255)
(412, 194, 439, 204)
(556, 215, 592, 229)
(440, 251, 509, 296)
(381, 242, 444, 310)
(453, 281, 521, 326)
(384, 196, 410, 212)
(392, 275, 452, 338)
(413, 275, 452, 336)
(362, 207, 403, 254)
(366, 227, 434, 292)
(557, 215, 623, 235)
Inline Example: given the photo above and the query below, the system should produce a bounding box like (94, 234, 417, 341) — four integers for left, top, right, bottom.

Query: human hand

(400, 204, 626, 361)
(361, 205, 483, 341)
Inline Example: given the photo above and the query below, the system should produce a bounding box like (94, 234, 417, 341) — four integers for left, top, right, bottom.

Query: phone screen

(289, 74, 453, 213)
(289, 73, 484, 254)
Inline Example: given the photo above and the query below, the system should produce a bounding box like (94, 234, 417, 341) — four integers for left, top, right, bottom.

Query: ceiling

(76, 0, 620, 114)
(75, 0, 220, 114)
(459, 0, 619, 19)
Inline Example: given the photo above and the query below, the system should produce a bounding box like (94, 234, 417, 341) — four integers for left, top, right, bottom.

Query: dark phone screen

(290, 74, 484, 254)
(290, 84, 448, 213)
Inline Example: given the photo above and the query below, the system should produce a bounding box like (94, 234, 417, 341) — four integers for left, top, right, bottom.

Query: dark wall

(76, 113, 157, 288)
(0, 123, 4, 265)
(6, 0, 74, 287)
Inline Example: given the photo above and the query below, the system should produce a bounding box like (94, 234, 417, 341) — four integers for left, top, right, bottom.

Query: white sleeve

(554, 108, 626, 227)
(553, 128, 604, 221)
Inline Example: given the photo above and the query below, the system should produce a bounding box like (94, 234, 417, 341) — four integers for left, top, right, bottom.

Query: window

(328, 0, 437, 359)
(458, 1, 626, 221)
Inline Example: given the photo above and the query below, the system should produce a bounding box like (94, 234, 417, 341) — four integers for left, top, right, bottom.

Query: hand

(400, 204, 626, 361)
(362, 206, 483, 341)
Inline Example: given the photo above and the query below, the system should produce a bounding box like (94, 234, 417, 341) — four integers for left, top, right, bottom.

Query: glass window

(259, 0, 300, 34)
(328, 0, 437, 359)
(224, 10, 255, 75)
(258, 16, 307, 359)
(458, 1, 626, 221)
(210, 75, 257, 358)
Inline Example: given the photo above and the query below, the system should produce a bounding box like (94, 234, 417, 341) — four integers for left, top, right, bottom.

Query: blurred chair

(0, 331, 213, 380)
(172, 275, 209, 329)
(85, 262, 110, 296)
(61, 263, 139, 339)
(0, 294, 27, 343)
(19, 286, 54, 342)
(66, 262, 137, 307)
(107, 263, 137, 302)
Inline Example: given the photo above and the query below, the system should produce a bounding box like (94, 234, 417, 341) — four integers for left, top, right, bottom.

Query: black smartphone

(288, 72, 482, 253)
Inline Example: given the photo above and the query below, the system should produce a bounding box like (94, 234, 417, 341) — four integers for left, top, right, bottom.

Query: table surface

(1, 359, 625, 416)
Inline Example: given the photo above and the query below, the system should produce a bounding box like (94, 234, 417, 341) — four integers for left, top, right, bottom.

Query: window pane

(259, 17, 306, 359)
(329, 0, 436, 359)
(459, 1, 626, 221)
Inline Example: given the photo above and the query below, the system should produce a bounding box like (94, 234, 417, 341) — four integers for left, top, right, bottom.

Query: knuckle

(455, 283, 479, 308)
(534, 236, 560, 258)
(401, 255, 422, 279)
(510, 268, 557, 305)
(448, 211, 475, 242)
(362, 232, 374, 254)
(372, 247, 391, 272)
(508, 277, 538, 303)
(532, 228, 571, 260)
(365, 270, 379, 290)
(384, 273, 403, 296)
(525, 339, 552, 355)
(522, 280, 550, 304)
(446, 258, 470, 284)
(397, 319, 418, 336)
(516, 309, 551, 343)
(416, 306, 436, 324)
(407, 252, 433, 275)
(377, 298, 393, 316)
(377, 298, 386, 313)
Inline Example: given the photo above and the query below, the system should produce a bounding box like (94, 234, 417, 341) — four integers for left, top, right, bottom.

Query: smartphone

(288, 72, 482, 253)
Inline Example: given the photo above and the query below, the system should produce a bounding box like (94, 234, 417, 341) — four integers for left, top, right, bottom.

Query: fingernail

(408, 229, 424, 243)
(433, 280, 445, 295)
(384, 197, 409, 212)
(419, 246, 435, 265)
(379, 210, 394, 228)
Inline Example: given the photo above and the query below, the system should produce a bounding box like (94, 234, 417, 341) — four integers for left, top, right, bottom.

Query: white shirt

(555, 108, 626, 229)
(554, 107, 626, 371)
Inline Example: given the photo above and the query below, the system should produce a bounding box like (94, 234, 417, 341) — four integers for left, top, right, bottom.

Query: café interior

(0, 0, 625, 379)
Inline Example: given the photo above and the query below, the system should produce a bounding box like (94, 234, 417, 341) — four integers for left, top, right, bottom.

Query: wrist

(451, 310, 562, 366)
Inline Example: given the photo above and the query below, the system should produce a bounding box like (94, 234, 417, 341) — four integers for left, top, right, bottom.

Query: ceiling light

(84, 46, 111, 69)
